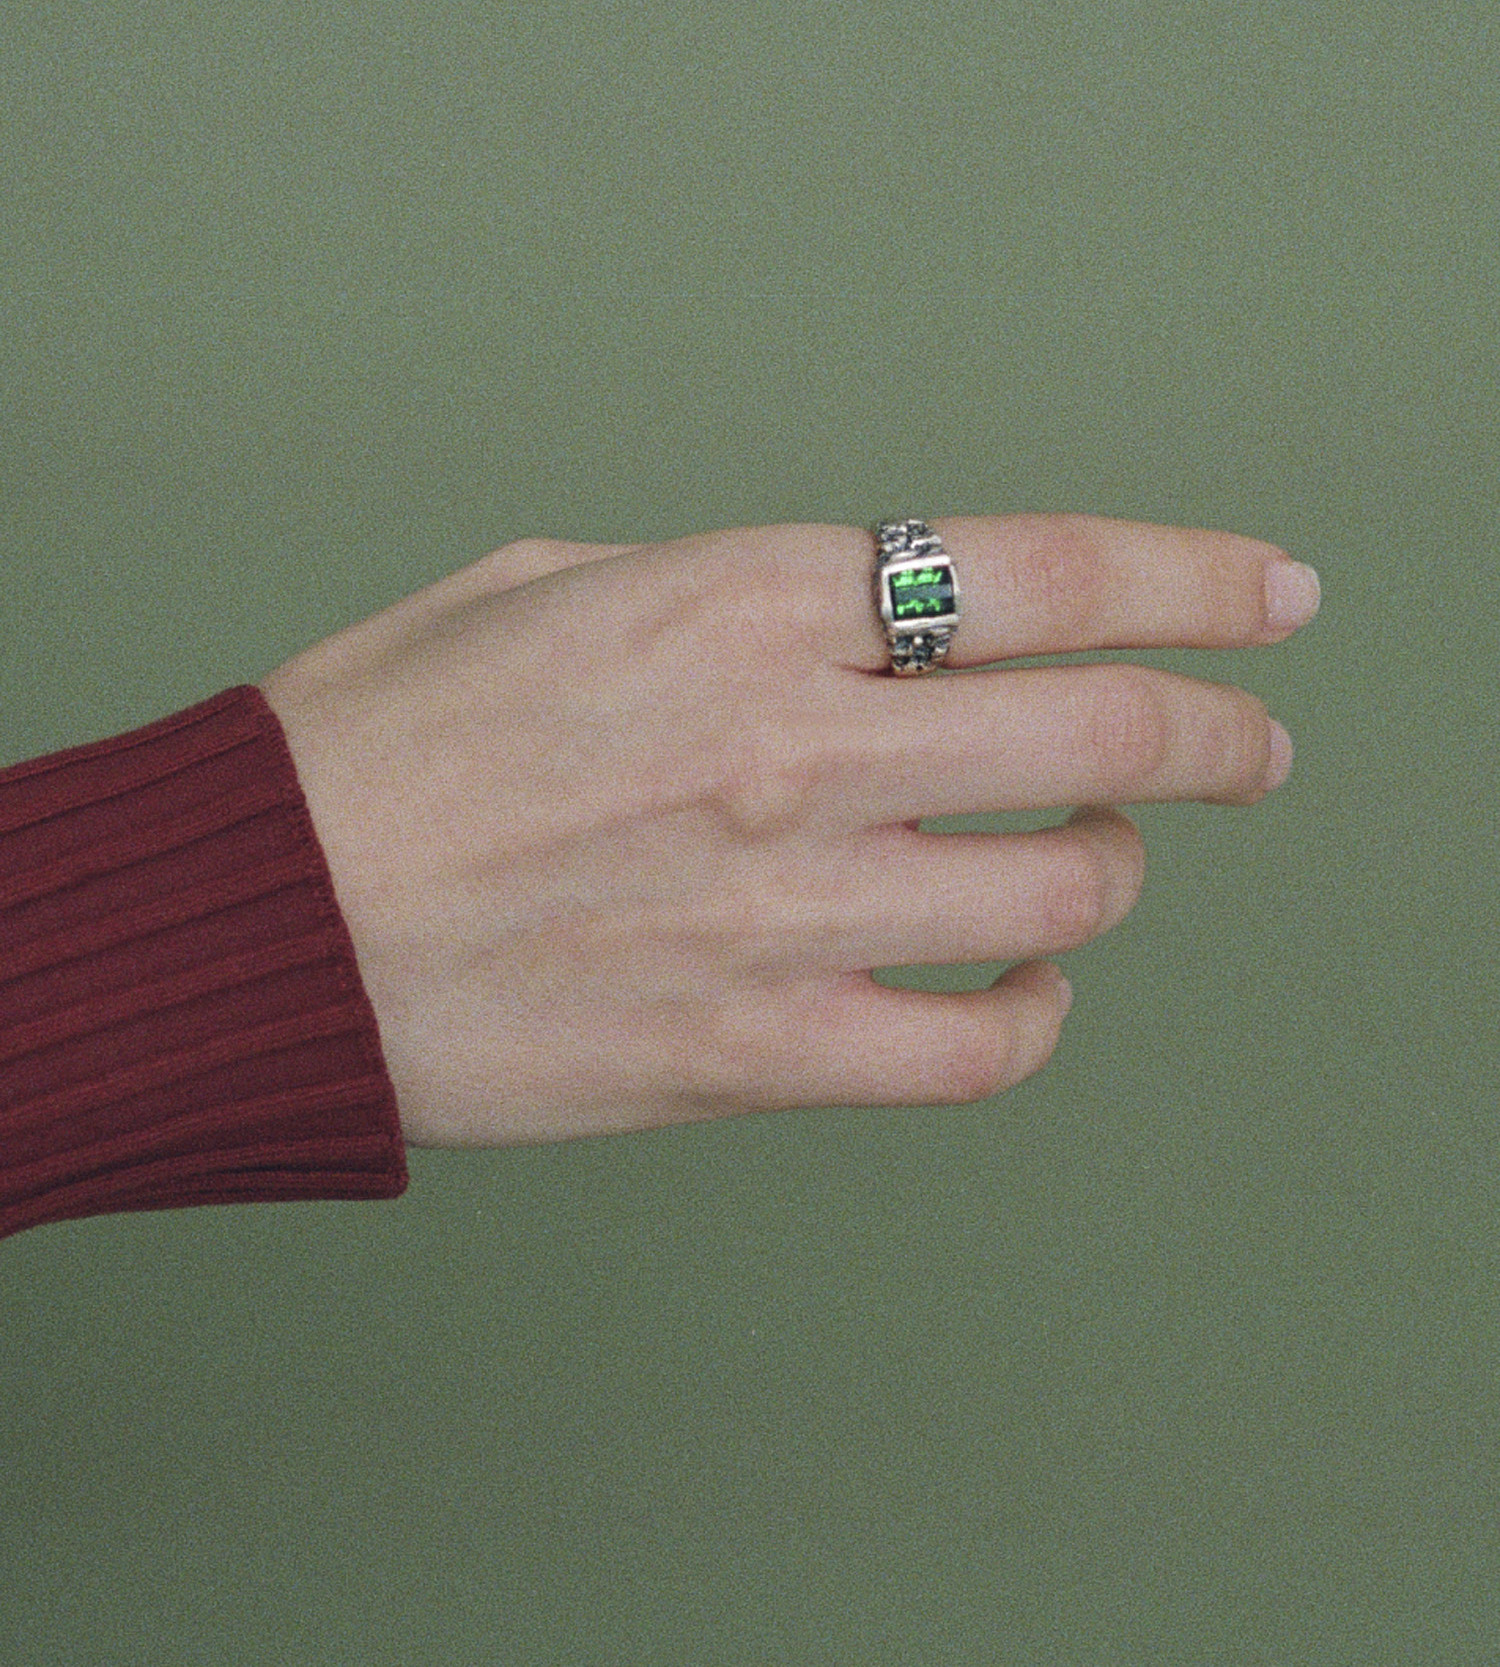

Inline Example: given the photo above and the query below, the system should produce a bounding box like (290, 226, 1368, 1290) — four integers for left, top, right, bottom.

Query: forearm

(0, 685, 406, 1241)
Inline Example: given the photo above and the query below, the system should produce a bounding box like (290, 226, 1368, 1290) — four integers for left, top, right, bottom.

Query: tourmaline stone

(889, 563, 955, 620)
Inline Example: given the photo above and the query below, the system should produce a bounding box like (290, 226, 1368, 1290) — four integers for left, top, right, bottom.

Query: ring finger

(742, 807, 1144, 977)
(809, 512, 1315, 667)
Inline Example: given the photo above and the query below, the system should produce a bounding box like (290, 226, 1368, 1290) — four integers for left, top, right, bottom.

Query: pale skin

(256, 514, 1320, 1147)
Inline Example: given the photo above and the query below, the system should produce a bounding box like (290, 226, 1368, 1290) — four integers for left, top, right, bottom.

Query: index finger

(808, 513, 1320, 670)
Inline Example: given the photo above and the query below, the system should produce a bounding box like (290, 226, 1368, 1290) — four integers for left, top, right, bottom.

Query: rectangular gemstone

(889, 563, 955, 619)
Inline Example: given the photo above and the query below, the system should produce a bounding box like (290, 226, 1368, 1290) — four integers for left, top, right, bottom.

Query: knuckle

(1037, 846, 1113, 948)
(1198, 690, 1273, 799)
(1009, 513, 1115, 638)
(488, 534, 569, 569)
(1080, 665, 1172, 793)
(709, 724, 829, 842)
(938, 1022, 1023, 1104)
(677, 1006, 766, 1110)
(676, 981, 830, 1113)
(476, 536, 573, 589)
(1010, 1021, 1062, 1087)
(938, 1003, 1066, 1102)
(1237, 695, 1276, 798)
(1115, 817, 1148, 906)
(1094, 808, 1147, 917)
(493, 534, 561, 560)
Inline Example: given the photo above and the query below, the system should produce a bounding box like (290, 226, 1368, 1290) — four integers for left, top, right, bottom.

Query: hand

(257, 515, 1318, 1146)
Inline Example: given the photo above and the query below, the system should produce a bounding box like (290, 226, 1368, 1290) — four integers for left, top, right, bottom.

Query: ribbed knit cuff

(0, 685, 408, 1241)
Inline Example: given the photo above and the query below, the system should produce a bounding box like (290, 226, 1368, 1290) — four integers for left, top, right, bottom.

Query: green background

(2, 1, 1496, 1660)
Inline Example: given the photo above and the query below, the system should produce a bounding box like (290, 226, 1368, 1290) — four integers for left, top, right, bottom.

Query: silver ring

(874, 519, 960, 675)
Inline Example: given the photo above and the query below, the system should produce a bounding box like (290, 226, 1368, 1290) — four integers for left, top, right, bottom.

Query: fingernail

(1264, 720, 1294, 791)
(1055, 967, 1074, 1014)
(1264, 560, 1322, 636)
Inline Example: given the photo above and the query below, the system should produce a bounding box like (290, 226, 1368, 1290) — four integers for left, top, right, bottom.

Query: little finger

(812, 807, 1144, 972)
(694, 959, 1075, 1113)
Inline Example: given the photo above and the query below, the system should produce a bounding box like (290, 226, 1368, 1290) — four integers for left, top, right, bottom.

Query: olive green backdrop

(2, 2, 1495, 1661)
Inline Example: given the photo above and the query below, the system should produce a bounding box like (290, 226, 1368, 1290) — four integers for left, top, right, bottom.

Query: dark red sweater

(0, 685, 408, 1241)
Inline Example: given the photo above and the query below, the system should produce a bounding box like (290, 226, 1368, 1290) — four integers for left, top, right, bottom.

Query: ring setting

(875, 519, 960, 675)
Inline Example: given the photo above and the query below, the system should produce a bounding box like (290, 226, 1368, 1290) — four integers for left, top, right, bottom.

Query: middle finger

(827, 661, 1283, 825)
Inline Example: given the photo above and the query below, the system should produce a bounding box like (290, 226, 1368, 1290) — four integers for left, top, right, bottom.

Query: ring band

(874, 519, 960, 675)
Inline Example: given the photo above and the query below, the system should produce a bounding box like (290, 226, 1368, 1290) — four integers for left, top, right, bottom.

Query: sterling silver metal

(874, 519, 960, 675)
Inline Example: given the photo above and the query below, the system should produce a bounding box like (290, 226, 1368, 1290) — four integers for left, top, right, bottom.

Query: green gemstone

(890, 563, 954, 620)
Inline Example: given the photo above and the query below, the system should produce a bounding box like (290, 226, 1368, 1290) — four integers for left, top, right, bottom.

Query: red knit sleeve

(0, 684, 408, 1240)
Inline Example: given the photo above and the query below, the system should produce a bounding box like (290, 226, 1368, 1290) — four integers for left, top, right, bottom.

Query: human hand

(257, 515, 1318, 1146)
